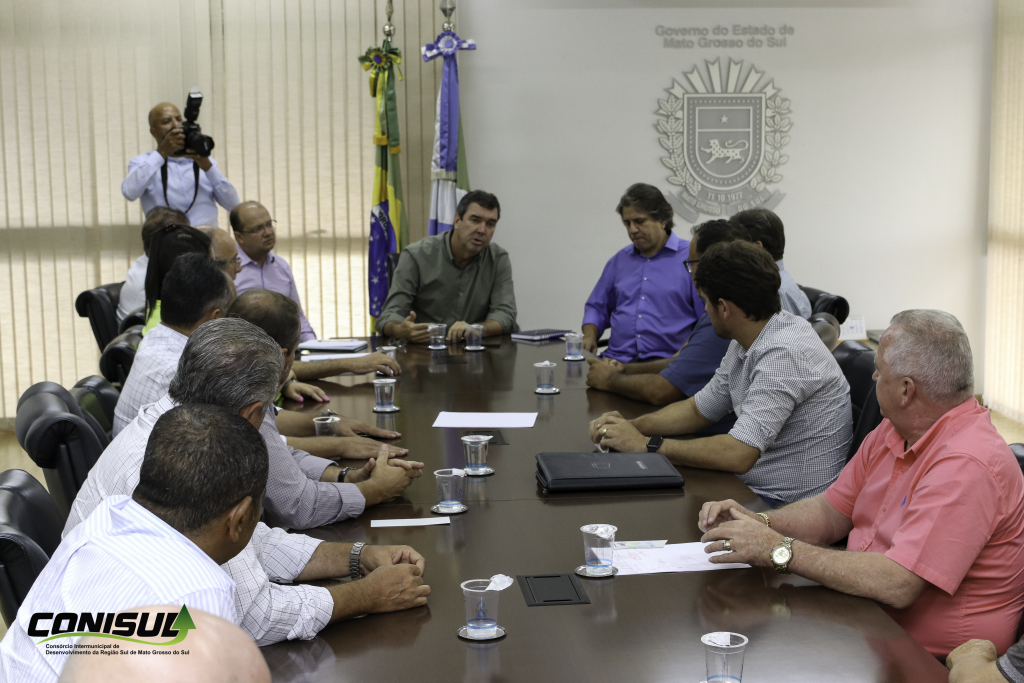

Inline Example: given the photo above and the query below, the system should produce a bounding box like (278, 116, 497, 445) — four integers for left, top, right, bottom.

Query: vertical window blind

(985, 0, 1024, 424)
(0, 0, 442, 419)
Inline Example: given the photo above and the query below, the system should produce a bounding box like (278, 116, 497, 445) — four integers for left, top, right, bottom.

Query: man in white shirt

(116, 207, 190, 324)
(114, 253, 234, 434)
(0, 404, 266, 681)
(121, 102, 239, 227)
(67, 319, 430, 645)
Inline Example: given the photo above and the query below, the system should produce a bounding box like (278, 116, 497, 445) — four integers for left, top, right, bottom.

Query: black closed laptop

(535, 452, 684, 492)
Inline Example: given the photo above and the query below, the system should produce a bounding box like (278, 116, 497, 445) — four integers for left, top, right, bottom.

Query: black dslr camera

(173, 88, 215, 157)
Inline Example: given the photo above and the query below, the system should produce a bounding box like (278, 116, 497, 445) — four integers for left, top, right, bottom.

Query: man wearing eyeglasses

(231, 201, 317, 342)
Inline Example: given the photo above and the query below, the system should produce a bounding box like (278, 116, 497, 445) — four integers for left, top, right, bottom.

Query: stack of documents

(297, 339, 368, 352)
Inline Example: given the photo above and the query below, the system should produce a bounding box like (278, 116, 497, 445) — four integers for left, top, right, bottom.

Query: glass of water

(564, 332, 584, 361)
(379, 345, 397, 358)
(534, 361, 559, 394)
(372, 378, 399, 412)
(312, 416, 340, 436)
(581, 524, 617, 576)
(702, 632, 748, 683)
(461, 579, 500, 640)
(462, 434, 493, 475)
(464, 324, 485, 351)
(435, 469, 466, 513)
(428, 323, 447, 349)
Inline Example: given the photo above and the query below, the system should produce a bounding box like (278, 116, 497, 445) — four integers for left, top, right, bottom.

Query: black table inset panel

(518, 574, 590, 606)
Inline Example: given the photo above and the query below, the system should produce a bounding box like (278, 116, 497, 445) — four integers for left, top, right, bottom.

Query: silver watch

(349, 542, 365, 579)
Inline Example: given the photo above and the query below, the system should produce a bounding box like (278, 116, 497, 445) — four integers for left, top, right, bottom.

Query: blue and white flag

(422, 30, 475, 235)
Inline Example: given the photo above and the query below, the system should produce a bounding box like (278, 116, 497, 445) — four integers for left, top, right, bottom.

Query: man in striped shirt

(0, 405, 265, 681)
(67, 319, 430, 646)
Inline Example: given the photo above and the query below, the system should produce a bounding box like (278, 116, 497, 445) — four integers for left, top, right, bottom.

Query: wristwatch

(338, 467, 354, 483)
(349, 542, 365, 579)
(770, 537, 794, 574)
(646, 435, 664, 453)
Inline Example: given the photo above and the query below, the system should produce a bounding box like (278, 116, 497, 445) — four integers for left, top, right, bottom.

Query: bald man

(122, 102, 239, 226)
(231, 201, 316, 341)
(57, 606, 270, 683)
(199, 225, 243, 280)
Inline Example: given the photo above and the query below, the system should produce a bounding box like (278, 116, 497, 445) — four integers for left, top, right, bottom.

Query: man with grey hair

(698, 310, 1024, 658)
(67, 318, 430, 645)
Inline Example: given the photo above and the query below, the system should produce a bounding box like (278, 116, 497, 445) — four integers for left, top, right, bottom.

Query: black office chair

(17, 382, 109, 448)
(99, 326, 144, 386)
(75, 282, 125, 352)
(70, 376, 120, 439)
(386, 251, 402, 288)
(1010, 443, 1024, 476)
(809, 312, 841, 351)
(799, 285, 850, 324)
(833, 342, 883, 461)
(0, 469, 65, 626)
(118, 306, 146, 335)
(14, 386, 108, 518)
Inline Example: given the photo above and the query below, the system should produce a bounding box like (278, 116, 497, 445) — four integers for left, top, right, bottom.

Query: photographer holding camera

(122, 90, 239, 227)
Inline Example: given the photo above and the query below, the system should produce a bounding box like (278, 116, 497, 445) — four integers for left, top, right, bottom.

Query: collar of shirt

(237, 242, 275, 269)
(630, 231, 682, 257)
(150, 322, 189, 345)
(164, 155, 197, 168)
(882, 396, 982, 460)
(442, 230, 483, 269)
(734, 311, 789, 361)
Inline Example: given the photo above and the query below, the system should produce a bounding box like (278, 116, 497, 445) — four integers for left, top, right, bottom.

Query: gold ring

(723, 539, 732, 552)
(601, 428, 608, 436)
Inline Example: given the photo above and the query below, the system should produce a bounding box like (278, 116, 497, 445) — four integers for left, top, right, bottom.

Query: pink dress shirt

(824, 398, 1024, 656)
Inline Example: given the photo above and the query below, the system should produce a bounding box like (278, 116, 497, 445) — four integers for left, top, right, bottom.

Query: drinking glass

(581, 524, 617, 576)
(372, 378, 399, 412)
(465, 324, 485, 351)
(701, 632, 748, 683)
(313, 416, 340, 436)
(435, 469, 466, 512)
(534, 361, 559, 394)
(428, 324, 447, 350)
(462, 434, 493, 475)
(461, 579, 500, 639)
(564, 332, 584, 361)
(380, 345, 397, 358)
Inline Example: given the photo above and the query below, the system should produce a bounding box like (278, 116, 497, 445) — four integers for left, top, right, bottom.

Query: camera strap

(160, 159, 201, 215)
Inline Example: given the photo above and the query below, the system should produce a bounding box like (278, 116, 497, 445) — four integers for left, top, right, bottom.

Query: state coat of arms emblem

(657, 59, 791, 222)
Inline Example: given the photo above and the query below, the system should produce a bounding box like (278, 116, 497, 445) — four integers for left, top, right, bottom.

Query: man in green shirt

(377, 190, 519, 343)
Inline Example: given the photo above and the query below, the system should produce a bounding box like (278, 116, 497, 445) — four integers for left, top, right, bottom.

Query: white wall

(458, 0, 992, 387)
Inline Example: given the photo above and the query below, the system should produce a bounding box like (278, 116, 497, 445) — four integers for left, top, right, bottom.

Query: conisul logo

(29, 604, 196, 646)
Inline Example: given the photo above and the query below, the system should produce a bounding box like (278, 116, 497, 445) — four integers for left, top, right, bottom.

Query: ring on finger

(723, 539, 732, 552)
(601, 428, 608, 436)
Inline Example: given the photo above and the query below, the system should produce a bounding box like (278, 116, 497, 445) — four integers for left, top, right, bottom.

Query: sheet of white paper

(370, 517, 450, 527)
(299, 352, 372, 362)
(432, 412, 538, 429)
(613, 542, 748, 575)
(613, 540, 668, 549)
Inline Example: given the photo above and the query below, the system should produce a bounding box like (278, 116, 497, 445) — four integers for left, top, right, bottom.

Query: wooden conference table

(267, 337, 948, 683)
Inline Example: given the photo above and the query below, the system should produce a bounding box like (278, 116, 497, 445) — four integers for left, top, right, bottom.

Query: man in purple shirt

(231, 201, 317, 342)
(582, 183, 702, 362)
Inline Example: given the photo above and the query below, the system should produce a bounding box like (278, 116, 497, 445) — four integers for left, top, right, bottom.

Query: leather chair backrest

(70, 376, 120, 438)
(74, 282, 125, 351)
(386, 251, 402, 288)
(833, 340, 874, 374)
(809, 312, 840, 351)
(798, 285, 850, 324)
(1010, 443, 1024, 476)
(17, 382, 108, 449)
(14, 393, 107, 518)
(119, 306, 146, 335)
(99, 326, 144, 386)
(0, 469, 65, 627)
(849, 384, 883, 462)
(845, 351, 877, 415)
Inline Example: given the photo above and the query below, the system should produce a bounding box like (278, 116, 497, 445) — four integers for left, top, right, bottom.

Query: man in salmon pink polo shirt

(697, 309, 1024, 657)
